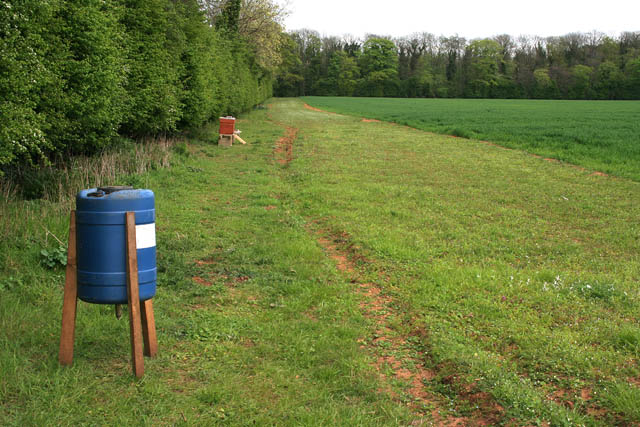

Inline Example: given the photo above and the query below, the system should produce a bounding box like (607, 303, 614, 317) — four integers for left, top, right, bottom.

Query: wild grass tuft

(0, 137, 175, 205)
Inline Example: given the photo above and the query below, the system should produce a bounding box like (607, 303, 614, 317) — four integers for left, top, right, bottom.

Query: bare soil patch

(304, 103, 337, 114)
(193, 276, 212, 287)
(274, 127, 298, 165)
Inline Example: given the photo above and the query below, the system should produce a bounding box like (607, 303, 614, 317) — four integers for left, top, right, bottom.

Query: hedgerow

(0, 0, 272, 171)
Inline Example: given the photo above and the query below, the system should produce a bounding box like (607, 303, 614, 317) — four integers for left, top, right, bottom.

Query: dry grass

(1, 137, 174, 202)
(0, 137, 177, 241)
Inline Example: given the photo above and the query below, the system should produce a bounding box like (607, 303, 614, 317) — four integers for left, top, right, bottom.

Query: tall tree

(237, 0, 287, 71)
(464, 39, 502, 98)
(342, 34, 362, 57)
(569, 64, 594, 99)
(215, 0, 241, 34)
(274, 33, 304, 96)
(200, 0, 288, 71)
(596, 61, 623, 99)
(291, 29, 323, 95)
(328, 51, 360, 96)
(359, 37, 399, 97)
(625, 58, 640, 98)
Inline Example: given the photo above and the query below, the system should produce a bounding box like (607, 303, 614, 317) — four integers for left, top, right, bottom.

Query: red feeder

(219, 116, 235, 135)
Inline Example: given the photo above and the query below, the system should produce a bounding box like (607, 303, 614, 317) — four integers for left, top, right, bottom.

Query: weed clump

(449, 128, 472, 139)
(40, 246, 67, 269)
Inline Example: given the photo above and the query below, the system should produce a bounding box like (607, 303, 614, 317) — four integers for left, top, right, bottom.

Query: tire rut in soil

(314, 230, 504, 426)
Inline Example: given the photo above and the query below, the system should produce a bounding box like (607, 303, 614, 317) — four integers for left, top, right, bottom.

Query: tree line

(0, 0, 282, 171)
(274, 30, 640, 100)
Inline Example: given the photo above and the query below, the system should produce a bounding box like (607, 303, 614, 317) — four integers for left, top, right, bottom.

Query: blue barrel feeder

(76, 187, 157, 304)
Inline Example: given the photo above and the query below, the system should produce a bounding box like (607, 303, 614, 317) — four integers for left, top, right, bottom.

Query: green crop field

(2, 99, 639, 425)
(303, 96, 640, 181)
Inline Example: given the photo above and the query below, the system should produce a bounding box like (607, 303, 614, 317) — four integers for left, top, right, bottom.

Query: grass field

(303, 96, 640, 182)
(1, 98, 639, 425)
(1, 117, 410, 425)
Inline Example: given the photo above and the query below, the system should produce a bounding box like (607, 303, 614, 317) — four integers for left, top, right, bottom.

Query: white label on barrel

(136, 223, 156, 249)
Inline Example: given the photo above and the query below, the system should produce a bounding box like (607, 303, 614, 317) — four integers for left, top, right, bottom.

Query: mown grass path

(303, 97, 640, 182)
(1, 98, 639, 425)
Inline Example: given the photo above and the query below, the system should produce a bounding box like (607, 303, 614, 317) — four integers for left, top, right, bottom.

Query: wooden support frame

(126, 212, 158, 362)
(218, 134, 233, 147)
(59, 210, 158, 378)
(141, 299, 158, 358)
(125, 212, 144, 378)
(59, 211, 78, 366)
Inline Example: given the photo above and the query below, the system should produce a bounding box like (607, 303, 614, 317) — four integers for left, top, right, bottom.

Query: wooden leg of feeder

(59, 211, 78, 366)
(126, 212, 144, 378)
(141, 299, 157, 358)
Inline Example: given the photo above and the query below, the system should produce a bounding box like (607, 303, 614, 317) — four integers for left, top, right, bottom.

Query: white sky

(283, 0, 640, 40)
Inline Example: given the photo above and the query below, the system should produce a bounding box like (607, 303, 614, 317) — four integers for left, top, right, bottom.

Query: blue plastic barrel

(76, 187, 156, 304)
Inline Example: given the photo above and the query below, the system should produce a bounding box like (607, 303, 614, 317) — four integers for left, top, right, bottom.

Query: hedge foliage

(0, 0, 272, 169)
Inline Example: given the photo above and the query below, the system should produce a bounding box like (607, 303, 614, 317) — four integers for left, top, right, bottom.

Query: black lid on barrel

(88, 186, 134, 197)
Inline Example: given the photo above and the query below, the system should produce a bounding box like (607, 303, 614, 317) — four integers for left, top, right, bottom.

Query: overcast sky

(283, 0, 640, 40)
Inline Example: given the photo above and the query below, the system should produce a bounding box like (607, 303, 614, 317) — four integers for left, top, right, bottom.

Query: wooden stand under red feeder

(218, 116, 248, 146)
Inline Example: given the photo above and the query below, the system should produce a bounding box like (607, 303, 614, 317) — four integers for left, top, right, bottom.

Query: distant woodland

(274, 30, 640, 100)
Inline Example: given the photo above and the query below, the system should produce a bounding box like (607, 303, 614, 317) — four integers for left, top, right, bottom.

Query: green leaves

(0, 0, 56, 167)
(40, 245, 67, 269)
(359, 38, 399, 97)
(1, 0, 274, 172)
(215, 0, 241, 35)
